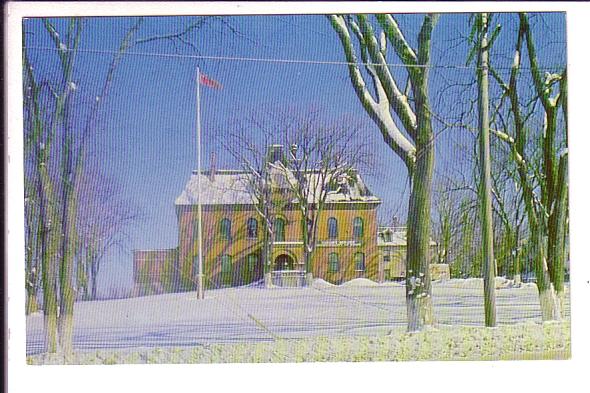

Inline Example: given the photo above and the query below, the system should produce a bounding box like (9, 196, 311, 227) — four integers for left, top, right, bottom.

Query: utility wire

(25, 46, 566, 71)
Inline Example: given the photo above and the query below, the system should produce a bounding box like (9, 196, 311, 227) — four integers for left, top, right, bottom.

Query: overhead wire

(24, 45, 566, 71)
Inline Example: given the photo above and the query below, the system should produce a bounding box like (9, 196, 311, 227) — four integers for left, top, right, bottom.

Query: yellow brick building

(132, 149, 440, 295)
(172, 165, 382, 289)
(377, 226, 439, 280)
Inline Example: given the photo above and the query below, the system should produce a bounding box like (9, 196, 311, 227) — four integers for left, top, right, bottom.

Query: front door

(274, 254, 295, 271)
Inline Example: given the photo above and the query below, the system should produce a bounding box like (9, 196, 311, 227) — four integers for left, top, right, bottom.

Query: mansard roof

(175, 168, 381, 206)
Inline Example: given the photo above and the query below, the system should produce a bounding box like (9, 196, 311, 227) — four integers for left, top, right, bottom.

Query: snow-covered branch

(328, 14, 416, 169)
(356, 15, 418, 139)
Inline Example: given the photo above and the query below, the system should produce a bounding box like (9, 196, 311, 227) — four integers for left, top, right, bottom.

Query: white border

(6, 2, 590, 393)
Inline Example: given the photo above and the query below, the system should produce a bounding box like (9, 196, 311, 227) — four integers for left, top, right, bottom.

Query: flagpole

(196, 67, 204, 300)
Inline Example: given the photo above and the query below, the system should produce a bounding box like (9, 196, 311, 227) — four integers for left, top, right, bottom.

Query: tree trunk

(516, 12, 565, 321)
(513, 259, 522, 285)
(301, 215, 314, 286)
(547, 153, 568, 315)
(529, 214, 561, 321)
(405, 94, 435, 331)
(512, 231, 522, 285)
(329, 13, 438, 332)
(405, 146, 435, 331)
(91, 258, 99, 300)
(404, 21, 437, 331)
(27, 56, 60, 351)
(25, 222, 40, 314)
(58, 192, 77, 355)
(515, 161, 561, 320)
(57, 100, 79, 353)
(58, 312, 75, 357)
(41, 197, 59, 353)
(26, 288, 39, 315)
(304, 247, 313, 286)
(39, 163, 61, 352)
(263, 226, 273, 288)
(476, 13, 497, 327)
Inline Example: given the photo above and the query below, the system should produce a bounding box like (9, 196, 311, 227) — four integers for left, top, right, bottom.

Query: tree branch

(328, 14, 416, 168)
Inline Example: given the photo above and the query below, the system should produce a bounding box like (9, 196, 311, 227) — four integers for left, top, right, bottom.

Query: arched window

(247, 253, 258, 272)
(221, 255, 232, 274)
(353, 217, 364, 239)
(246, 217, 258, 239)
(328, 217, 338, 240)
(274, 217, 285, 242)
(328, 252, 340, 273)
(219, 218, 232, 240)
(354, 252, 366, 271)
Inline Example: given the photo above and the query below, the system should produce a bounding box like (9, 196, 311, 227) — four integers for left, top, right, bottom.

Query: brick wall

(176, 202, 380, 287)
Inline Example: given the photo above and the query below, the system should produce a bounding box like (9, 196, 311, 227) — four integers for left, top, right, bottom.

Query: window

(354, 252, 366, 271)
(221, 255, 232, 274)
(219, 218, 232, 240)
(246, 217, 258, 239)
(328, 252, 340, 273)
(274, 217, 285, 242)
(247, 253, 258, 272)
(353, 217, 364, 239)
(383, 253, 391, 264)
(328, 217, 338, 240)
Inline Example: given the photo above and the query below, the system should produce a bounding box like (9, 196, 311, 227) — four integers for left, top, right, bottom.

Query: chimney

(289, 144, 298, 160)
(209, 151, 216, 182)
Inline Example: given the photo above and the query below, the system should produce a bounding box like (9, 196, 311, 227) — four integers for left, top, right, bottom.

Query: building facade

(133, 147, 385, 295)
(377, 226, 439, 280)
(132, 148, 443, 295)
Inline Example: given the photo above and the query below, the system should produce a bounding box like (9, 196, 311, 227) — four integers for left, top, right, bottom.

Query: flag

(199, 73, 222, 89)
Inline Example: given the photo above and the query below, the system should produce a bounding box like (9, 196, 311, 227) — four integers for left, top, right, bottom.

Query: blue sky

(23, 13, 566, 294)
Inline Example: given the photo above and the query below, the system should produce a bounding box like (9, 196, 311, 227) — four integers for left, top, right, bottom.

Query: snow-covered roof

(377, 227, 438, 247)
(175, 170, 253, 205)
(175, 168, 381, 206)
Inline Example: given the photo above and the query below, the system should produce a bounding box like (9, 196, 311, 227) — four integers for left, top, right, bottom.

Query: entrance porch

(272, 253, 305, 287)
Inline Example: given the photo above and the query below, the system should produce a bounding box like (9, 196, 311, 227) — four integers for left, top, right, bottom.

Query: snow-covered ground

(26, 278, 570, 355)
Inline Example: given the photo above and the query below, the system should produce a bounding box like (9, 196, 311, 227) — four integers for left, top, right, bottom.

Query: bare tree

(489, 138, 527, 283)
(76, 173, 138, 300)
(223, 108, 371, 286)
(23, 19, 77, 352)
(329, 13, 439, 332)
(23, 15, 231, 354)
(221, 110, 291, 288)
(490, 13, 568, 320)
(432, 181, 463, 268)
(273, 111, 372, 285)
